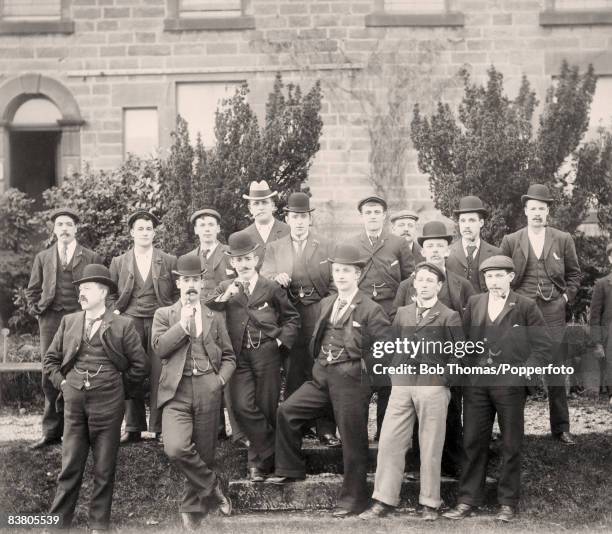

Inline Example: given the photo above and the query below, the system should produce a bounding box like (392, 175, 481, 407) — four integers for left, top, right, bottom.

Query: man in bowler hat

(152, 254, 235, 530)
(43, 264, 148, 531)
(27, 208, 104, 449)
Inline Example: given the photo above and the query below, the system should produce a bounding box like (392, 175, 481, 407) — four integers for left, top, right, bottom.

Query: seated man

(360, 262, 464, 521)
(266, 243, 390, 518)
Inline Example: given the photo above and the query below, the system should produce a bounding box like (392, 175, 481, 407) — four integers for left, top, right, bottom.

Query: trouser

(458, 385, 526, 507)
(162, 373, 222, 513)
(221, 385, 247, 441)
(373, 385, 450, 508)
(50, 376, 124, 529)
(123, 315, 160, 433)
(229, 340, 281, 471)
(39, 309, 68, 440)
(275, 359, 372, 513)
(537, 296, 570, 434)
(373, 298, 393, 438)
(286, 300, 336, 437)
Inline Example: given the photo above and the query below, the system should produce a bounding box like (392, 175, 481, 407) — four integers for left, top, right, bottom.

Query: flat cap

(128, 210, 160, 228)
(390, 210, 419, 223)
(414, 261, 446, 283)
(190, 208, 222, 225)
(479, 255, 515, 273)
(50, 207, 79, 223)
(357, 196, 387, 212)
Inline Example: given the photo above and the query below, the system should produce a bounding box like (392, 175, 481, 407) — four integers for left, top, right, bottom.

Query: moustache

(186, 289, 198, 295)
(79, 296, 88, 303)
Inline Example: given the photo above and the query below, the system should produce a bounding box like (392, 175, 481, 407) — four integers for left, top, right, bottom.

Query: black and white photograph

(0, 0, 611, 532)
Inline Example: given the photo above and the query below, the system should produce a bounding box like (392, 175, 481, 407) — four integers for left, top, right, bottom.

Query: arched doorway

(0, 74, 84, 208)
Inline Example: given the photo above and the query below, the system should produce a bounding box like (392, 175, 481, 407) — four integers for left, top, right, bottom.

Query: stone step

(228, 474, 495, 512)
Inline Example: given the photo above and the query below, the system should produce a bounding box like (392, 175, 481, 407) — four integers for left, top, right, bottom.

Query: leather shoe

(302, 428, 318, 440)
(29, 436, 61, 450)
(213, 479, 232, 516)
(554, 432, 575, 445)
(319, 433, 342, 448)
(265, 475, 303, 485)
(332, 507, 355, 518)
(496, 505, 516, 522)
(358, 500, 393, 519)
(180, 512, 200, 531)
(248, 467, 267, 482)
(421, 506, 439, 521)
(443, 503, 474, 520)
(120, 431, 142, 444)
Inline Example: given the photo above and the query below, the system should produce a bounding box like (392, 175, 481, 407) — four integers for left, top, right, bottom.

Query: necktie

(416, 306, 428, 323)
(61, 243, 68, 268)
(332, 299, 348, 325)
(201, 248, 210, 261)
(466, 245, 477, 276)
(189, 307, 197, 339)
(368, 235, 378, 247)
(294, 240, 306, 257)
(85, 316, 103, 340)
(243, 280, 250, 297)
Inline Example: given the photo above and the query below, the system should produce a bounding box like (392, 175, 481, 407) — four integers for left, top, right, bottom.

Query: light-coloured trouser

(372, 385, 451, 508)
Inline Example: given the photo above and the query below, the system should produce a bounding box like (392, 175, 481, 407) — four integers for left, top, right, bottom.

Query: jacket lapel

(247, 276, 265, 304)
(72, 243, 84, 271)
(304, 235, 318, 264)
(519, 228, 530, 260)
(493, 291, 517, 325)
(98, 307, 116, 339)
(542, 227, 554, 260)
(415, 300, 442, 331)
(453, 240, 468, 269)
(152, 248, 162, 294)
(210, 243, 224, 271)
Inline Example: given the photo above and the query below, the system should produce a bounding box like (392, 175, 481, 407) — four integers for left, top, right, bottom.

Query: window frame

(0, 0, 73, 35)
(365, 0, 464, 27)
(540, 0, 612, 26)
(164, 0, 255, 32)
(123, 107, 160, 160)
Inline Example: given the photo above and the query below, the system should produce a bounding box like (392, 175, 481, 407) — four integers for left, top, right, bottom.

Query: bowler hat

(453, 196, 488, 217)
(172, 254, 206, 277)
(480, 255, 515, 273)
(283, 192, 314, 213)
(414, 261, 446, 283)
(243, 180, 278, 200)
(73, 264, 117, 292)
(521, 184, 553, 205)
(225, 231, 260, 257)
(190, 208, 222, 225)
(417, 221, 453, 246)
(357, 196, 388, 212)
(128, 210, 160, 228)
(51, 207, 79, 224)
(390, 210, 419, 223)
(328, 243, 367, 268)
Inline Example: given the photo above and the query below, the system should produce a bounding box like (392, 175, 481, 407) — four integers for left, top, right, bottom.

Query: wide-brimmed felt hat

(225, 231, 260, 257)
(128, 210, 160, 228)
(283, 192, 314, 213)
(454, 196, 488, 218)
(243, 180, 278, 201)
(329, 243, 367, 268)
(417, 221, 453, 246)
(173, 254, 206, 277)
(521, 184, 554, 205)
(73, 264, 117, 292)
(51, 207, 79, 224)
(480, 255, 515, 273)
(414, 261, 446, 283)
(357, 195, 387, 212)
(190, 208, 222, 225)
(390, 210, 419, 223)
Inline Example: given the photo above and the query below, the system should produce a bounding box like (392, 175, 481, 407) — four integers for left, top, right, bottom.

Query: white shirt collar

(199, 241, 219, 257)
(462, 237, 480, 255)
(134, 247, 153, 258)
(337, 287, 359, 306)
(58, 240, 77, 263)
(239, 272, 259, 289)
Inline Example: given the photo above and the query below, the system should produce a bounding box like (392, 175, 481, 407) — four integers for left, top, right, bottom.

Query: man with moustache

(390, 210, 425, 265)
(361, 262, 463, 521)
(241, 180, 290, 270)
(26, 208, 103, 450)
(109, 210, 177, 443)
(152, 254, 235, 530)
(209, 231, 300, 481)
(500, 184, 581, 445)
(444, 256, 552, 522)
(393, 221, 475, 479)
(43, 264, 148, 532)
(353, 196, 414, 439)
(261, 192, 338, 446)
(266, 244, 390, 518)
(446, 196, 501, 293)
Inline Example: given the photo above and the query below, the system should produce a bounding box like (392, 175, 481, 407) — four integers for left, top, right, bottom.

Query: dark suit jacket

(499, 227, 581, 304)
(151, 300, 236, 408)
(207, 276, 300, 356)
(353, 228, 414, 304)
(446, 239, 501, 293)
(187, 243, 236, 297)
(392, 268, 475, 320)
(242, 218, 290, 270)
(409, 241, 425, 265)
(43, 308, 149, 398)
(261, 232, 334, 299)
(589, 273, 612, 355)
(109, 247, 178, 311)
(311, 291, 390, 368)
(391, 299, 464, 386)
(26, 242, 104, 316)
(462, 290, 552, 385)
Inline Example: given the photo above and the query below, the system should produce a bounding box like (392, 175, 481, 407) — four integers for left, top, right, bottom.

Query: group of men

(25, 178, 609, 531)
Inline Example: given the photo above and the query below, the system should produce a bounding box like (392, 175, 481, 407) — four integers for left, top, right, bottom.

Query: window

(176, 82, 242, 147)
(366, 0, 464, 27)
(586, 76, 612, 139)
(164, 0, 254, 31)
(540, 0, 612, 25)
(0, 0, 73, 34)
(123, 109, 159, 159)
